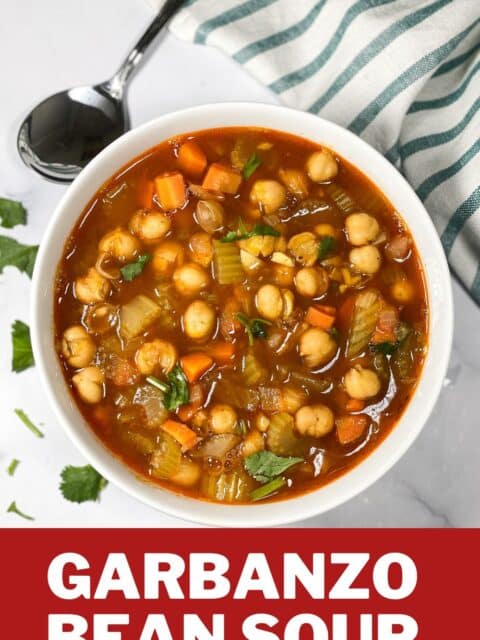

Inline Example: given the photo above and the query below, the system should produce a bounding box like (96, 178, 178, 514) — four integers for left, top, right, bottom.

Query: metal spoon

(17, 0, 185, 183)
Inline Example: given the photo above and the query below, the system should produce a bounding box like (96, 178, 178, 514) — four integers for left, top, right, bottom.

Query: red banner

(1, 529, 477, 639)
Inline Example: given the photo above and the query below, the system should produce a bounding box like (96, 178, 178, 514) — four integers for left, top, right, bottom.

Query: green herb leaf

(236, 313, 271, 346)
(243, 153, 262, 180)
(11, 320, 34, 373)
(60, 465, 108, 503)
(14, 408, 44, 438)
(220, 219, 280, 243)
(251, 477, 287, 501)
(317, 235, 336, 261)
(120, 254, 151, 281)
(7, 500, 34, 521)
(6, 459, 20, 476)
(244, 450, 303, 485)
(371, 341, 397, 355)
(0, 235, 38, 278)
(147, 365, 189, 411)
(0, 198, 26, 228)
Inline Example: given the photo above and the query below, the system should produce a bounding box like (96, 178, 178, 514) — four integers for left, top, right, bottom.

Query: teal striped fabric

(163, 0, 480, 302)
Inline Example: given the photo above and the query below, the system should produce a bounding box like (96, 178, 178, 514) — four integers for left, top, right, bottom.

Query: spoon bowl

(17, 0, 184, 183)
(17, 83, 128, 183)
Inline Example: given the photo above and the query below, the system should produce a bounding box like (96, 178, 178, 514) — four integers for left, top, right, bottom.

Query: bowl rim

(30, 102, 453, 527)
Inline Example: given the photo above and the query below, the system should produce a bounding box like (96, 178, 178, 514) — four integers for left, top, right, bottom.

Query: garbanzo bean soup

(55, 127, 428, 503)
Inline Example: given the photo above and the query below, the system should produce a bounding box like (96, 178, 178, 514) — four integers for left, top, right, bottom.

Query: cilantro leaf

(244, 451, 303, 484)
(120, 254, 151, 281)
(220, 219, 280, 243)
(7, 501, 34, 521)
(11, 320, 34, 372)
(317, 235, 336, 261)
(14, 408, 44, 438)
(243, 153, 262, 180)
(0, 235, 38, 278)
(236, 313, 271, 346)
(60, 465, 108, 503)
(6, 459, 20, 476)
(0, 198, 26, 228)
(147, 364, 189, 411)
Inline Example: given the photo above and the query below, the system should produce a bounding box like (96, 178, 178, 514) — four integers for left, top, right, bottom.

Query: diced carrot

(138, 179, 155, 209)
(91, 405, 112, 433)
(345, 398, 365, 412)
(338, 295, 355, 329)
(202, 163, 242, 194)
(178, 141, 207, 177)
(208, 341, 236, 363)
(154, 171, 187, 211)
(180, 353, 214, 383)
(161, 419, 198, 451)
(336, 415, 369, 445)
(305, 305, 336, 330)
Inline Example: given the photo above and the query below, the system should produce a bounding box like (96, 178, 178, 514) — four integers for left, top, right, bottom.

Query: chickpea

(272, 263, 295, 287)
(255, 412, 270, 432)
(306, 149, 338, 182)
(390, 279, 415, 304)
(61, 325, 96, 368)
(210, 404, 237, 434)
(195, 200, 225, 234)
(288, 232, 319, 266)
(98, 228, 139, 262)
(72, 366, 104, 404)
(345, 213, 380, 246)
(152, 241, 185, 277)
(250, 180, 286, 214)
(255, 284, 283, 320)
(295, 404, 334, 437)
(349, 245, 382, 275)
(135, 339, 177, 375)
(173, 262, 210, 296)
(314, 223, 338, 238)
(189, 232, 213, 267)
(242, 429, 265, 457)
(74, 267, 111, 304)
(183, 300, 216, 340)
(294, 267, 329, 297)
(129, 209, 171, 243)
(170, 460, 201, 487)
(344, 365, 381, 399)
(278, 168, 310, 199)
(299, 327, 336, 368)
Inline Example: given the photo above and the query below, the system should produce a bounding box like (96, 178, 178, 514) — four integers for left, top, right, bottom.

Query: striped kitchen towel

(155, 0, 480, 302)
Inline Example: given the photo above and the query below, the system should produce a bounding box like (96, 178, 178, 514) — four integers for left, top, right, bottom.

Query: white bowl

(31, 103, 453, 527)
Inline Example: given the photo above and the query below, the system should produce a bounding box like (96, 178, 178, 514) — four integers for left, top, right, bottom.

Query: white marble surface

(0, 0, 478, 528)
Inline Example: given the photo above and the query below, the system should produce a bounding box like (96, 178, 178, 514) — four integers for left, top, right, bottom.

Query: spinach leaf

(243, 153, 262, 179)
(244, 450, 303, 484)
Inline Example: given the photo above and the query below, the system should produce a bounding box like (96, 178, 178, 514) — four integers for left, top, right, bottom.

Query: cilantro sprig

(317, 235, 336, 261)
(243, 153, 262, 180)
(245, 451, 303, 501)
(11, 320, 34, 373)
(147, 364, 189, 411)
(14, 408, 44, 438)
(60, 465, 108, 503)
(0, 235, 38, 278)
(120, 253, 151, 281)
(0, 197, 26, 228)
(7, 500, 34, 521)
(236, 313, 271, 346)
(221, 218, 280, 243)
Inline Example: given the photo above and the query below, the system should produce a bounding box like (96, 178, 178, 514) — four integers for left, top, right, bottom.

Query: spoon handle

(107, 0, 186, 96)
